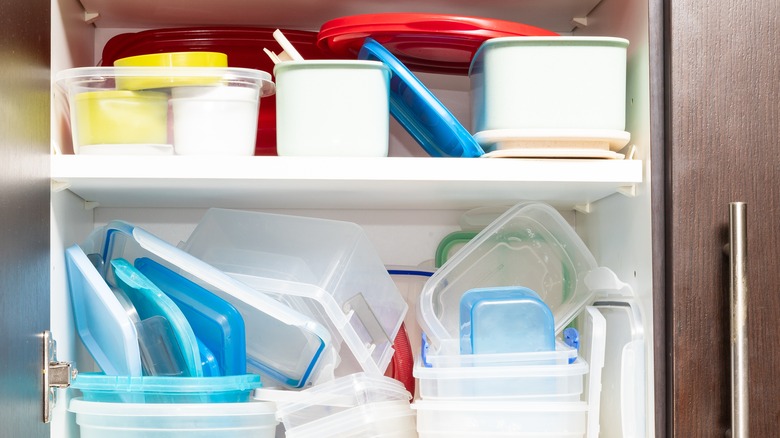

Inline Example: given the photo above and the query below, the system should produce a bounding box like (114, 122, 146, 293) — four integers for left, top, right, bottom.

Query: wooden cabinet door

(666, 0, 780, 435)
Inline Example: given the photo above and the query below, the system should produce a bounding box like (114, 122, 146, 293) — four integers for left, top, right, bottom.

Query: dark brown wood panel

(666, 0, 780, 435)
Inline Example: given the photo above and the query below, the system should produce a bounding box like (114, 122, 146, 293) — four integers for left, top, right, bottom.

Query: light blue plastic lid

(64, 245, 142, 376)
(135, 257, 247, 376)
(85, 220, 330, 388)
(459, 286, 555, 355)
(357, 38, 484, 158)
(111, 258, 203, 377)
(71, 372, 262, 403)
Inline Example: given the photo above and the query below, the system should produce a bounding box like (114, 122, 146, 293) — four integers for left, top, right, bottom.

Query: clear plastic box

(53, 66, 274, 155)
(181, 208, 408, 380)
(413, 400, 587, 437)
(69, 398, 277, 438)
(256, 373, 414, 438)
(418, 202, 599, 355)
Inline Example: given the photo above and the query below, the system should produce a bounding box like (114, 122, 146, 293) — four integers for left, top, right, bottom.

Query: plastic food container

(181, 209, 408, 381)
(413, 400, 587, 437)
(82, 220, 331, 389)
(274, 60, 390, 156)
(418, 202, 599, 355)
(470, 36, 629, 133)
(54, 66, 274, 155)
(69, 398, 276, 438)
(113, 51, 228, 89)
(256, 373, 415, 438)
(171, 85, 261, 155)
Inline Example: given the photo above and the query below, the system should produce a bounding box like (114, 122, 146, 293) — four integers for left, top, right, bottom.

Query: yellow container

(114, 52, 228, 89)
(74, 90, 168, 150)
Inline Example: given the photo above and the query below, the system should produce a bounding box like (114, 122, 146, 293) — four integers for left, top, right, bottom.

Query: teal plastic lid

(357, 38, 484, 158)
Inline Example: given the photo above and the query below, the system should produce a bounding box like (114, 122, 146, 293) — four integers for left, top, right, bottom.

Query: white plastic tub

(470, 37, 629, 134)
(69, 399, 277, 438)
(413, 400, 587, 437)
(274, 60, 390, 157)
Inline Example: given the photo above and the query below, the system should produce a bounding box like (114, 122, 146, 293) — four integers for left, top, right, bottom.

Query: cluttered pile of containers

(58, 12, 643, 438)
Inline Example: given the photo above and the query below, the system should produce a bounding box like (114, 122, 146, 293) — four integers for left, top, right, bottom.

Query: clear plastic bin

(418, 202, 599, 355)
(181, 208, 408, 380)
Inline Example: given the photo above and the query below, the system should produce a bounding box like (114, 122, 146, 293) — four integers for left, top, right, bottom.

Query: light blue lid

(86, 220, 330, 388)
(358, 38, 484, 158)
(460, 286, 555, 355)
(111, 258, 203, 377)
(64, 245, 143, 376)
(135, 257, 246, 376)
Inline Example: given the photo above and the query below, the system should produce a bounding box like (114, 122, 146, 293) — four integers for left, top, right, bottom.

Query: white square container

(413, 400, 587, 437)
(274, 60, 390, 156)
(470, 37, 629, 133)
(54, 66, 274, 155)
(69, 399, 277, 438)
(181, 208, 408, 381)
(414, 356, 587, 401)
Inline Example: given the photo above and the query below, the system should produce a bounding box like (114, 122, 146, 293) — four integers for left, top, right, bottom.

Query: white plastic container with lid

(470, 36, 629, 133)
(69, 399, 277, 438)
(181, 208, 408, 381)
(274, 60, 391, 157)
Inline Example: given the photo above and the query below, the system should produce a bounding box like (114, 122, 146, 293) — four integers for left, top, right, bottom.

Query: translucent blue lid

(111, 258, 203, 377)
(64, 245, 142, 376)
(357, 38, 484, 158)
(135, 257, 247, 376)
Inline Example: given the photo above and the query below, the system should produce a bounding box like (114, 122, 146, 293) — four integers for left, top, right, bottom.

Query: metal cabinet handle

(729, 202, 749, 438)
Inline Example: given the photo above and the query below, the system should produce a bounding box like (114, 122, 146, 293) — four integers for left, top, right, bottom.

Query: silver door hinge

(43, 330, 77, 423)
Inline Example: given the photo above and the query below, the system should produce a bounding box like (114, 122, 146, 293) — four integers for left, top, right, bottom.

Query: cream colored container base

(274, 60, 390, 157)
(470, 37, 629, 134)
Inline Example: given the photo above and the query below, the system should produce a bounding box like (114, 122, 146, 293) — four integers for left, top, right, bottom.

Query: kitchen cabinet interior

(48, 0, 657, 436)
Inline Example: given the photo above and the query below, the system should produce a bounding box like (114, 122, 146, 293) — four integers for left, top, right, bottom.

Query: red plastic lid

(101, 28, 327, 156)
(317, 13, 558, 75)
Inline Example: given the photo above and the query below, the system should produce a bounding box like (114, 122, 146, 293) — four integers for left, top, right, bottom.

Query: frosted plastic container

(413, 400, 587, 437)
(181, 208, 407, 380)
(256, 373, 413, 438)
(274, 60, 390, 157)
(54, 66, 274, 155)
(418, 202, 599, 355)
(414, 356, 587, 401)
(470, 36, 629, 133)
(82, 220, 331, 389)
(69, 398, 277, 438)
(71, 372, 261, 403)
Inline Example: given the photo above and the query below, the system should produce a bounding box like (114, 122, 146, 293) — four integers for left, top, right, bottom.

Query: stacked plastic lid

(71, 220, 331, 389)
(318, 13, 558, 75)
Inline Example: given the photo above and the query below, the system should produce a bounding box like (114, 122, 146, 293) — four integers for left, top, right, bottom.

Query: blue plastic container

(459, 286, 555, 355)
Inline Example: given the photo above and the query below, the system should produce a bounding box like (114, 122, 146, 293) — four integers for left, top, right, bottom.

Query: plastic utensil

(271, 29, 305, 61)
(357, 38, 484, 158)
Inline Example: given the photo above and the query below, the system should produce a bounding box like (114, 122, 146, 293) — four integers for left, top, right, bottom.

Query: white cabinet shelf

(51, 155, 642, 210)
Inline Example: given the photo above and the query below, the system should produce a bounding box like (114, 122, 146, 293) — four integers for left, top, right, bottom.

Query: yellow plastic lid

(114, 51, 228, 68)
(74, 90, 168, 101)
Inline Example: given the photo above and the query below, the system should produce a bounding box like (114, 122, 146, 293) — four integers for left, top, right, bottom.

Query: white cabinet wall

(49, 0, 656, 436)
